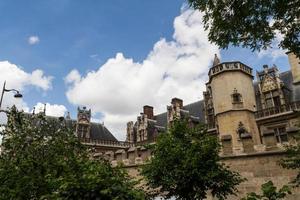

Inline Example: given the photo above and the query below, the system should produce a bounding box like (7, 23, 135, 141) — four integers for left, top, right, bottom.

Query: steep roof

(90, 122, 117, 141)
(23, 113, 117, 141)
(182, 100, 205, 123)
(154, 112, 167, 127)
(279, 70, 300, 102)
(153, 100, 205, 128)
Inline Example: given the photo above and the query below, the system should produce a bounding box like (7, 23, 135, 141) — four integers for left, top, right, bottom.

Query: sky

(0, 0, 290, 140)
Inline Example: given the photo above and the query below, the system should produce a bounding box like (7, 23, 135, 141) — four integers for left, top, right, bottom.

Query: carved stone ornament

(237, 122, 251, 139)
(261, 75, 277, 92)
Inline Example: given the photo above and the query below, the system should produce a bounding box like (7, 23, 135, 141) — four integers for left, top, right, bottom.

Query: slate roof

(153, 100, 205, 129)
(90, 122, 117, 141)
(182, 100, 205, 123)
(23, 113, 117, 141)
(279, 70, 300, 102)
(154, 112, 167, 127)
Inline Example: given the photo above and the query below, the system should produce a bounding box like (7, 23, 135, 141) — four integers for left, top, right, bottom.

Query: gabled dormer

(256, 65, 287, 109)
(76, 106, 91, 138)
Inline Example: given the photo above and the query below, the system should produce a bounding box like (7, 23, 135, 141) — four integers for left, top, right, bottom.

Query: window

(77, 125, 88, 138)
(274, 127, 288, 143)
(207, 115, 215, 129)
(265, 98, 273, 108)
(273, 96, 281, 107)
(231, 88, 242, 103)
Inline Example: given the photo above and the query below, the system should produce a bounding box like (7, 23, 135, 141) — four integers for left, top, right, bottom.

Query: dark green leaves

(142, 120, 243, 200)
(188, 0, 300, 58)
(280, 138, 300, 186)
(0, 107, 146, 200)
(241, 181, 291, 200)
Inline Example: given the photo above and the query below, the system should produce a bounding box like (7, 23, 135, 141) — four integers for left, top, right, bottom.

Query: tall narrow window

(274, 127, 288, 143)
(273, 96, 281, 107)
(265, 98, 273, 108)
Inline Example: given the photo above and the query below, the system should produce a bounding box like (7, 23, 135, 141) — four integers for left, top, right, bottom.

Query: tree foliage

(188, 0, 300, 58)
(241, 181, 291, 200)
(0, 107, 146, 200)
(280, 141, 300, 186)
(141, 120, 244, 200)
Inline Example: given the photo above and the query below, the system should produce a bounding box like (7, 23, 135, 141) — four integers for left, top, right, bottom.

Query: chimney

(143, 105, 154, 119)
(263, 64, 269, 73)
(171, 97, 183, 109)
(287, 52, 300, 84)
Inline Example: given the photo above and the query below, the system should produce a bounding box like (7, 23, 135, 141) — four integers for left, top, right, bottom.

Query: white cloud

(0, 61, 53, 124)
(65, 9, 219, 140)
(65, 69, 81, 84)
(33, 102, 67, 117)
(0, 61, 53, 92)
(28, 36, 40, 45)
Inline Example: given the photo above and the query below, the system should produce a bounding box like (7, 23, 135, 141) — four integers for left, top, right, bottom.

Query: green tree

(187, 0, 300, 58)
(241, 181, 291, 200)
(141, 119, 244, 200)
(280, 142, 300, 186)
(0, 107, 146, 200)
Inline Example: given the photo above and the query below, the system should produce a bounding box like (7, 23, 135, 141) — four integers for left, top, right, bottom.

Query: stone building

(25, 52, 300, 199)
(118, 52, 300, 199)
(125, 52, 300, 156)
(75, 106, 117, 142)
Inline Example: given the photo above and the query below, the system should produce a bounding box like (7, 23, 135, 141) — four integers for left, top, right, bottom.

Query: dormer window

(231, 88, 242, 104)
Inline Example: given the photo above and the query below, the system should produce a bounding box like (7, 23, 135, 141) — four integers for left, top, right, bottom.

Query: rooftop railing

(209, 62, 253, 78)
(254, 101, 300, 119)
(80, 138, 133, 148)
(135, 136, 157, 146)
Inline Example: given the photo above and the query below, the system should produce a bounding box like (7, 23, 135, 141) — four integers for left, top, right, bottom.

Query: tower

(126, 121, 135, 143)
(76, 106, 91, 139)
(205, 55, 260, 154)
(287, 52, 300, 84)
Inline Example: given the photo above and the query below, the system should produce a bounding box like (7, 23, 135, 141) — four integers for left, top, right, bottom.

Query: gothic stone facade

(115, 52, 300, 199)
(74, 53, 300, 199)
(126, 53, 300, 154)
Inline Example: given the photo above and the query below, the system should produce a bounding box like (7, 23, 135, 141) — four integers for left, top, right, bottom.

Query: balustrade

(255, 101, 300, 118)
(79, 138, 133, 147)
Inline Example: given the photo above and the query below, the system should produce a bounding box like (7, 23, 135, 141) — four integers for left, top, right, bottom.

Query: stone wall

(122, 150, 300, 200)
(222, 151, 300, 200)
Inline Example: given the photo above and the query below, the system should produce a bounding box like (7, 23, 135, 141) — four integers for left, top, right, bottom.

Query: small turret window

(231, 88, 242, 103)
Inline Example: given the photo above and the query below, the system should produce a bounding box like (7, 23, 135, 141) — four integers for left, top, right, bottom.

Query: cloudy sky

(0, 0, 290, 140)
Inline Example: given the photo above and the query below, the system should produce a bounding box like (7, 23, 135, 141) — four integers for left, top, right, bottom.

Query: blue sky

(0, 0, 290, 139)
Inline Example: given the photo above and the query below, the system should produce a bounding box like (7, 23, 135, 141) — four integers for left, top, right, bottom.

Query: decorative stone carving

(231, 88, 243, 104)
(167, 98, 182, 124)
(76, 106, 91, 138)
(126, 121, 134, 142)
(261, 75, 277, 92)
(237, 122, 251, 139)
(137, 114, 148, 142)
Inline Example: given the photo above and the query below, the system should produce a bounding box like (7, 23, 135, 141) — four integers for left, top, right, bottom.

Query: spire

(66, 111, 71, 120)
(212, 54, 220, 67)
(43, 103, 47, 115)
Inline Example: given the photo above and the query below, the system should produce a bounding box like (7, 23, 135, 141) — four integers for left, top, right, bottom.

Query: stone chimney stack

(287, 52, 300, 84)
(171, 97, 183, 109)
(143, 105, 154, 119)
